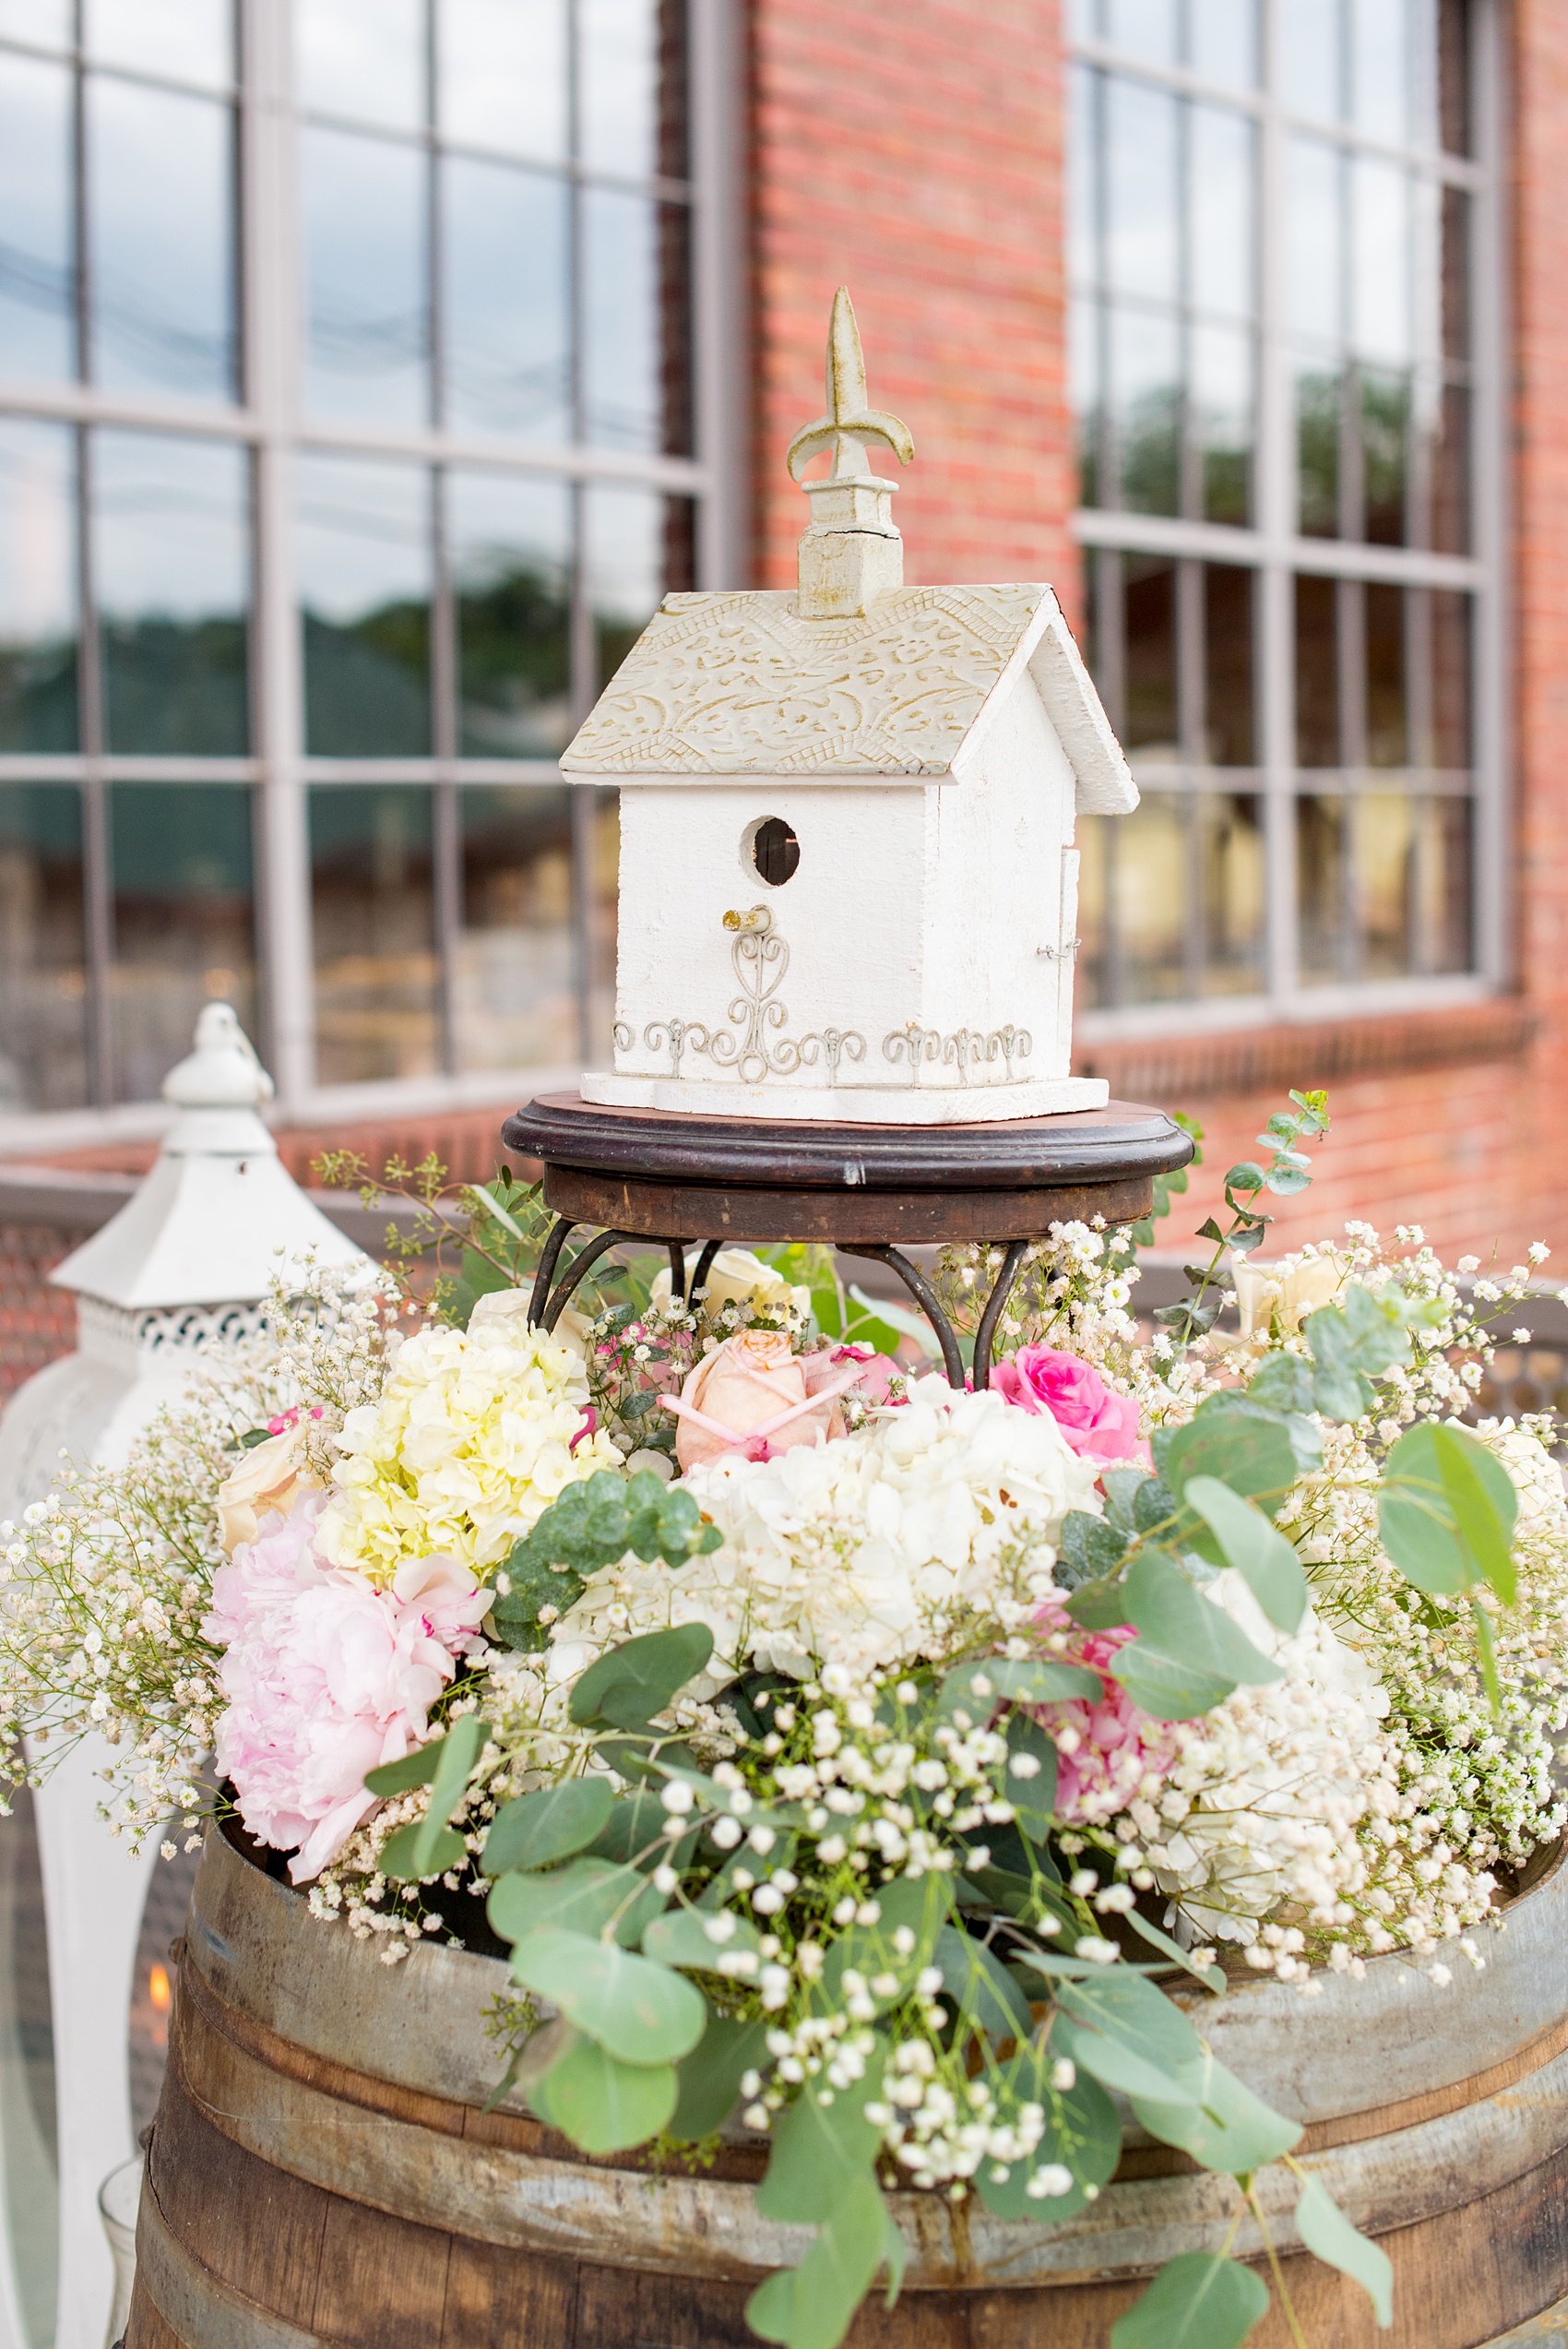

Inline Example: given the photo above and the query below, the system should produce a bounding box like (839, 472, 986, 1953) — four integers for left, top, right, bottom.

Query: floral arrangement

(3, 1096, 1566, 2349)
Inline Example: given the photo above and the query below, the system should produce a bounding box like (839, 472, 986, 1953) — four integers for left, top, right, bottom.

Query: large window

(1069, 0, 1500, 1029)
(0, 0, 711, 1114)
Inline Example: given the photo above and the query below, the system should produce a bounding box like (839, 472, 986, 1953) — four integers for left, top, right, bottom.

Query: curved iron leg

(971, 1239, 1030, 1391)
(666, 1241, 686, 1304)
(836, 1244, 966, 1389)
(687, 1239, 721, 1308)
(529, 1217, 576, 1328)
(544, 1229, 641, 1330)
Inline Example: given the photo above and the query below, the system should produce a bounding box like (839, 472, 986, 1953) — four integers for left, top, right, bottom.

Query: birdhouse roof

(560, 582, 1136, 811)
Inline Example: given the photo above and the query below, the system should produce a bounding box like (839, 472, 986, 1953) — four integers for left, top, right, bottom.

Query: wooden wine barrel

(126, 1824, 1568, 2349)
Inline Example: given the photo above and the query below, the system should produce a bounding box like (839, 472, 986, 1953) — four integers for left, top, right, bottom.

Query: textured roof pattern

(561, 584, 1051, 776)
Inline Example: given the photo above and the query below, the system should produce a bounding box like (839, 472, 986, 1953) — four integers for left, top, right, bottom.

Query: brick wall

(750, 0, 1077, 613)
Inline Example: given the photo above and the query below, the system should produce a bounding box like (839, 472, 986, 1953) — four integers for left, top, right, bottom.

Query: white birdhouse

(563, 289, 1139, 1126)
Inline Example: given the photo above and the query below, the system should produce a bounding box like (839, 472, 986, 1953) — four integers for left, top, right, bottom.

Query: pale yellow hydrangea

(317, 1314, 620, 1584)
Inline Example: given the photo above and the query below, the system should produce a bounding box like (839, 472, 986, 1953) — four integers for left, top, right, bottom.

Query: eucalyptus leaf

(529, 2032, 678, 2153)
(1051, 2017, 1200, 2108)
(1129, 2047, 1302, 2174)
(482, 1778, 614, 1878)
(755, 2065, 885, 2224)
(363, 1740, 443, 1798)
(820, 1874, 952, 2012)
(932, 1925, 1034, 2044)
(1162, 1402, 1299, 1515)
(746, 2173, 890, 2349)
(1111, 1551, 1283, 1721)
(1004, 1713, 1058, 1842)
(670, 2009, 772, 2142)
(507, 1926, 707, 2064)
(642, 1905, 763, 1971)
(1379, 1422, 1518, 1602)
(1053, 1964, 1204, 2067)
(1123, 1908, 1226, 1992)
(972, 2050, 1121, 2223)
(376, 1820, 466, 1882)
(1182, 1475, 1308, 1633)
(569, 1621, 716, 1728)
(377, 1712, 484, 1880)
(936, 1655, 1100, 1723)
(1111, 2252, 1269, 2349)
(1294, 2174, 1394, 2327)
(488, 1857, 661, 1950)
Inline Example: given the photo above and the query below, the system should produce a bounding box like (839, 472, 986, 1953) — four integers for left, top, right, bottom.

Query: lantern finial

(786, 288, 913, 619)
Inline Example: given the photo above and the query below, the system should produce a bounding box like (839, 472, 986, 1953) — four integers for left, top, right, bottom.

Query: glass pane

(1351, 0, 1408, 142)
(0, 783, 85, 1112)
(1204, 564, 1253, 764)
(309, 784, 438, 1084)
(1437, 0, 1468, 154)
(1070, 295, 1102, 507)
(442, 157, 569, 440)
(1278, 0, 1340, 121)
(0, 418, 77, 751)
(85, 0, 233, 89)
(1288, 138, 1342, 346)
(1424, 376, 1468, 554)
(439, 0, 567, 161)
(1069, 65, 1098, 290)
(580, 0, 687, 180)
(0, 50, 75, 382)
(297, 454, 431, 756)
(1351, 157, 1410, 366)
(297, 0, 425, 127)
(1188, 0, 1257, 88)
(582, 187, 690, 454)
(0, 0, 70, 43)
(1123, 554, 1176, 757)
(109, 783, 255, 1102)
(1068, 0, 1099, 32)
(1105, 78, 1178, 302)
(1297, 793, 1350, 979)
(1193, 322, 1251, 524)
(455, 784, 576, 1070)
(1294, 575, 1339, 767)
(1114, 792, 1188, 1000)
(1359, 791, 1418, 973)
(1361, 364, 1410, 544)
(87, 78, 235, 400)
(587, 484, 690, 689)
(1111, 304, 1179, 516)
(1414, 793, 1471, 969)
(1296, 363, 1340, 536)
(450, 470, 571, 757)
(95, 429, 249, 753)
(1343, 792, 1473, 974)
(1440, 185, 1469, 362)
(1075, 810, 1111, 1008)
(0, 1789, 57, 2349)
(1190, 106, 1253, 320)
(1365, 580, 1407, 765)
(303, 125, 429, 426)
(1199, 792, 1265, 992)
(1105, 0, 1176, 63)
(1431, 590, 1470, 766)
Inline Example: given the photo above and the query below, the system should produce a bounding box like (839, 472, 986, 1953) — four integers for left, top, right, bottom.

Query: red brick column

(749, 0, 1077, 610)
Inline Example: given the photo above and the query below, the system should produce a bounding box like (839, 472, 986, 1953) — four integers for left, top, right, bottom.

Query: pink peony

(1028, 1614, 1186, 1825)
(204, 1494, 489, 1884)
(991, 1346, 1150, 1469)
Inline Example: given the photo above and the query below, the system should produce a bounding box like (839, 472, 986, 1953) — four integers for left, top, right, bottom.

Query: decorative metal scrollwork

(884, 1022, 1034, 1088)
(643, 1017, 711, 1077)
(798, 1028, 867, 1086)
(883, 1025, 943, 1085)
(705, 905, 799, 1082)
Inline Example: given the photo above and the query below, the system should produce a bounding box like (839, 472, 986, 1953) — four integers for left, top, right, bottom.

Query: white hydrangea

(317, 1316, 621, 1584)
(547, 1377, 1099, 1692)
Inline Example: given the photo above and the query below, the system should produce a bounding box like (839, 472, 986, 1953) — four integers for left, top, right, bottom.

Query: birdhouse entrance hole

(744, 816, 801, 888)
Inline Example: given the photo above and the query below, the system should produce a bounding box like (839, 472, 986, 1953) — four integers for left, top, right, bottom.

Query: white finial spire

(786, 288, 914, 619)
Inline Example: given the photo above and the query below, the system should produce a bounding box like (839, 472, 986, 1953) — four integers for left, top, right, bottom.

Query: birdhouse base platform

(579, 1070, 1111, 1124)
(502, 1092, 1194, 1389)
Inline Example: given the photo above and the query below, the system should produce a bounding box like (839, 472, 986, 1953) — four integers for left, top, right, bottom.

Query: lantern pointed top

(787, 289, 913, 619)
(786, 287, 914, 484)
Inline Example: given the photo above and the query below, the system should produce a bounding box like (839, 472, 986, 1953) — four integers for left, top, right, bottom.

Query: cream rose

(668, 1330, 863, 1473)
(215, 1419, 320, 1556)
(651, 1246, 810, 1323)
(1232, 1249, 1348, 1342)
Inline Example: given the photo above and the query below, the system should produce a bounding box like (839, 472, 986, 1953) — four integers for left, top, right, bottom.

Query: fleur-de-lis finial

(786, 287, 915, 484)
(787, 289, 915, 619)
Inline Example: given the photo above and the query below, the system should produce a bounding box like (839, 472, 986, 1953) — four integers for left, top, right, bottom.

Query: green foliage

(820, 1874, 951, 2014)
(746, 2174, 890, 2349)
(1303, 1283, 1414, 1421)
(482, 1778, 614, 1878)
(1293, 2174, 1394, 2328)
(1182, 1476, 1308, 1633)
(643, 1906, 764, 1971)
(1111, 1550, 1283, 1721)
(1130, 2048, 1303, 2174)
(374, 1713, 484, 1882)
(506, 1926, 707, 2065)
(1111, 2252, 1270, 2349)
(529, 2031, 680, 2152)
(1151, 1090, 1330, 1349)
(670, 2010, 772, 2142)
(972, 2046, 1121, 2222)
(935, 1654, 1100, 1720)
(1004, 1712, 1058, 1842)
(1379, 1421, 1520, 1709)
(488, 1857, 665, 1950)
(932, 1924, 1035, 2045)
(492, 1472, 722, 1653)
(569, 1622, 717, 1731)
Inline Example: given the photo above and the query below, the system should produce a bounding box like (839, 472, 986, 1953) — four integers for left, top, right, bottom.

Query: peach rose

(216, 1415, 322, 1556)
(667, 1330, 866, 1473)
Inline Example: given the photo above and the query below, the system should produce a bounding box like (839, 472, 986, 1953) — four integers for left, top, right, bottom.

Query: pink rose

(800, 1344, 901, 1413)
(204, 1496, 489, 1884)
(1027, 1611, 1186, 1825)
(991, 1346, 1150, 1469)
(666, 1330, 868, 1473)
